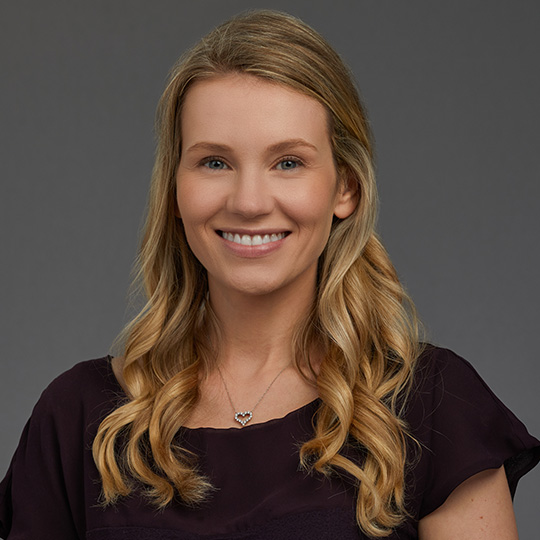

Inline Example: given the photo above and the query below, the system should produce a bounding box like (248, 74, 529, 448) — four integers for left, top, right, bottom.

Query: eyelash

(275, 156, 304, 170)
(200, 157, 229, 170)
(199, 156, 305, 171)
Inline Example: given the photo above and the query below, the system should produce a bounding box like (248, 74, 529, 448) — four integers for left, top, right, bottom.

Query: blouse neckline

(105, 355, 320, 434)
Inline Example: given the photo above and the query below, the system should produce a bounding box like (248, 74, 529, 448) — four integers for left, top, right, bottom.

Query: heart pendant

(234, 411, 253, 426)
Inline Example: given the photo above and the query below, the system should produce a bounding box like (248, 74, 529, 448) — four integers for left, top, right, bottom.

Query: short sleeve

(0, 359, 115, 540)
(0, 398, 82, 539)
(407, 347, 540, 519)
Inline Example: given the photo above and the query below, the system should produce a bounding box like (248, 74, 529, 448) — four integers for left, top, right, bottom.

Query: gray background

(1, 0, 538, 536)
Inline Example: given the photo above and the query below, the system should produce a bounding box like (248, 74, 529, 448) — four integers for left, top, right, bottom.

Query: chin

(211, 272, 289, 297)
(230, 280, 284, 297)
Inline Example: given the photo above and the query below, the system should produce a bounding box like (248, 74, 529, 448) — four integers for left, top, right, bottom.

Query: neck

(207, 278, 315, 376)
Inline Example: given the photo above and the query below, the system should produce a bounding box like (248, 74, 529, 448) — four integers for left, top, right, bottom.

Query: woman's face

(176, 73, 356, 298)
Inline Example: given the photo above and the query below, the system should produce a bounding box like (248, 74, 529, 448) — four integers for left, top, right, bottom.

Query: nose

(226, 169, 274, 218)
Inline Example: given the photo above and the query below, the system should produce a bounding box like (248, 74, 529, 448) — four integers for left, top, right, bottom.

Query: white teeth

(221, 231, 286, 246)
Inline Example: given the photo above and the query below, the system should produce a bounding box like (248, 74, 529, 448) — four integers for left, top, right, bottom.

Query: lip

(217, 229, 290, 257)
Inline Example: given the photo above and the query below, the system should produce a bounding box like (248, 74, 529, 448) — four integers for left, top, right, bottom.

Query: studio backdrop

(1, 1, 538, 537)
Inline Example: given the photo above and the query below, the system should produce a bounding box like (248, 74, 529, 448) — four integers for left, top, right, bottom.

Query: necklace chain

(217, 364, 289, 427)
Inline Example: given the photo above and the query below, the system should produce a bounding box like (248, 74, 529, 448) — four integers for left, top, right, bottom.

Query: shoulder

(406, 344, 515, 431)
(0, 357, 119, 538)
(11, 356, 125, 475)
(44, 355, 116, 391)
(404, 345, 540, 518)
(32, 356, 124, 426)
(414, 344, 479, 381)
(410, 345, 496, 407)
(39, 356, 119, 400)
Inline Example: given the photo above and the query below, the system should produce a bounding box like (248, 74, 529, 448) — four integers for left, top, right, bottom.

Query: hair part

(93, 9, 423, 537)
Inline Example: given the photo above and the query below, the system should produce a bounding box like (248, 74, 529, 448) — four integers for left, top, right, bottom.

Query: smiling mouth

(219, 231, 289, 246)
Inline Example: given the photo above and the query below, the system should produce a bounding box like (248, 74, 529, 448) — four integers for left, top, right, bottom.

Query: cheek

(176, 187, 205, 255)
(175, 198, 208, 265)
(176, 180, 216, 224)
(175, 180, 226, 266)
(287, 183, 338, 230)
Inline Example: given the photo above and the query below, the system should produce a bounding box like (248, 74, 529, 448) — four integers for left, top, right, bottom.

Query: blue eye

(276, 159, 300, 170)
(204, 159, 227, 170)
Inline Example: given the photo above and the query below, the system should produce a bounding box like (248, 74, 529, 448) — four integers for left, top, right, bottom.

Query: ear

(333, 172, 358, 219)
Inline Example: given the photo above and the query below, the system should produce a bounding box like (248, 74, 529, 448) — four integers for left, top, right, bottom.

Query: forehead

(180, 74, 331, 150)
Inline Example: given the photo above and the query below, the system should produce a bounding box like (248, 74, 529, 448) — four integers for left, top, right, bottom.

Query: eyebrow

(267, 139, 318, 153)
(184, 138, 318, 155)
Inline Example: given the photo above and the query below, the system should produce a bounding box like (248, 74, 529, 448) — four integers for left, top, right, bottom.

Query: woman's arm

(418, 465, 518, 539)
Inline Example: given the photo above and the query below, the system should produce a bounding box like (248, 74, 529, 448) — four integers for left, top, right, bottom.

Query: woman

(1, 9, 538, 540)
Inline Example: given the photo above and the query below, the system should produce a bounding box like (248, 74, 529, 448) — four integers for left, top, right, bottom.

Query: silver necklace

(217, 364, 289, 427)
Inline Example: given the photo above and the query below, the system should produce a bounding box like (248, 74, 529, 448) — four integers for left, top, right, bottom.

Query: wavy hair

(93, 10, 423, 537)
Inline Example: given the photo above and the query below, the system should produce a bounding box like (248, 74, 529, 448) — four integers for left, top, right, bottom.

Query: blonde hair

(93, 10, 423, 537)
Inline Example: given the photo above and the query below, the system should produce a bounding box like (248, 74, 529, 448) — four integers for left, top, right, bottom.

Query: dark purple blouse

(1, 346, 539, 539)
